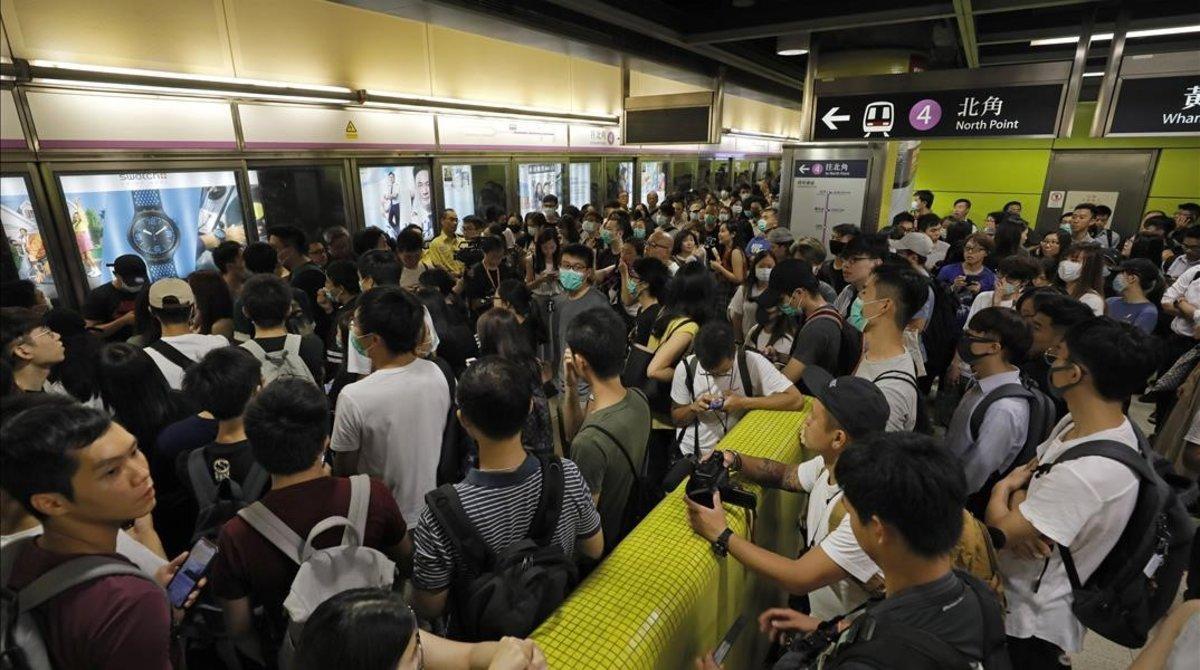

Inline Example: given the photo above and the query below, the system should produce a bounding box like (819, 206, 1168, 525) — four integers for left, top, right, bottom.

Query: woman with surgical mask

(1058, 244, 1106, 316)
(1104, 258, 1161, 334)
(728, 251, 775, 343)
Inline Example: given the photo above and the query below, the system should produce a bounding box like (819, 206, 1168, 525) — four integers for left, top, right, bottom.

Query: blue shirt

(1105, 298, 1158, 334)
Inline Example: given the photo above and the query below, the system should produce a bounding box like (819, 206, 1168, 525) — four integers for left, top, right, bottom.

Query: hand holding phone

(165, 537, 218, 608)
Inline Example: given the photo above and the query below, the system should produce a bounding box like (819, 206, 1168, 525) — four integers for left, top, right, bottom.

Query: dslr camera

(454, 237, 485, 268)
(664, 449, 757, 511)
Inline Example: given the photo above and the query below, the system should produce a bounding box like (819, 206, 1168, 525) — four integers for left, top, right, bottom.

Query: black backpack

(803, 307, 861, 377)
(1032, 424, 1197, 648)
(431, 355, 471, 486)
(964, 379, 1057, 518)
(921, 278, 962, 379)
(185, 448, 270, 545)
(872, 368, 931, 434)
(423, 455, 579, 642)
(819, 570, 1010, 670)
(577, 418, 658, 550)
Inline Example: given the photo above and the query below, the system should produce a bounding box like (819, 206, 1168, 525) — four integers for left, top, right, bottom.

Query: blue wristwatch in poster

(129, 188, 180, 280)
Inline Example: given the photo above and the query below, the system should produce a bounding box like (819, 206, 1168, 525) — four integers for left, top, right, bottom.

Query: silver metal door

(1035, 150, 1158, 238)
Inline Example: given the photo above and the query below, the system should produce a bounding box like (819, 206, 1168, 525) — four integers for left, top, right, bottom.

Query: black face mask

(829, 240, 846, 256)
(956, 335, 997, 365)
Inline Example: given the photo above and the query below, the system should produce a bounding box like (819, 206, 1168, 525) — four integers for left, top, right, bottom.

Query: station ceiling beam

(953, 0, 980, 68)
(680, 5, 957, 45)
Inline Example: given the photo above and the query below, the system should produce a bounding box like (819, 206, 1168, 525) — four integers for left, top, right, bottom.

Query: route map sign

(812, 84, 1064, 140)
(1107, 75, 1200, 136)
(788, 159, 869, 244)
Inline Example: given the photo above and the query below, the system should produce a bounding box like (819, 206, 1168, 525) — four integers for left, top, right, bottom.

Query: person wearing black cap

(759, 259, 856, 384)
(83, 254, 147, 341)
(686, 366, 890, 621)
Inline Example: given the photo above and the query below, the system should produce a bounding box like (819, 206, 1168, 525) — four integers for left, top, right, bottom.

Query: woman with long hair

(626, 256, 670, 347)
(296, 589, 545, 670)
(710, 218, 747, 310)
(645, 263, 717, 384)
(1058, 244, 1106, 316)
(525, 226, 562, 361)
(728, 251, 776, 343)
(941, 218, 976, 267)
(746, 305, 797, 370)
(187, 269, 234, 339)
(43, 307, 104, 406)
(476, 308, 552, 457)
(990, 218, 1029, 265)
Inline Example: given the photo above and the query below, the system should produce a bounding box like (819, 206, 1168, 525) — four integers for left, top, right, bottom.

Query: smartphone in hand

(166, 537, 218, 608)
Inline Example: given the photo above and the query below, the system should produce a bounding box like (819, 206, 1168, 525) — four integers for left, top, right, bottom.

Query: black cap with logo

(801, 366, 890, 440)
(757, 259, 820, 310)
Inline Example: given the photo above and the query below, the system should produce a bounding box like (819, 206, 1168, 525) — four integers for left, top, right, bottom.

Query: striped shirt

(412, 455, 601, 591)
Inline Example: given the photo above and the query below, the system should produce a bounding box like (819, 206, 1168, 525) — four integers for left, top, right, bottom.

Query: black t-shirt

(253, 334, 326, 385)
(232, 284, 314, 339)
(817, 260, 848, 295)
(174, 439, 263, 501)
(463, 261, 521, 307)
(632, 303, 663, 347)
(828, 572, 995, 669)
(789, 307, 842, 376)
(83, 283, 138, 340)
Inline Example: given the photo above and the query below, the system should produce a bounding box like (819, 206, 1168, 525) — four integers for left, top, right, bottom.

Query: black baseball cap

(757, 259, 819, 310)
(108, 254, 147, 286)
(801, 367, 890, 440)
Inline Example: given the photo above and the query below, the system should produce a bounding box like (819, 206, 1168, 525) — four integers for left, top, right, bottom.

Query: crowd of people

(1, 183, 1198, 670)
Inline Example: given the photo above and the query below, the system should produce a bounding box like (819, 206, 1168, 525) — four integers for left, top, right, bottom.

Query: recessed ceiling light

(776, 33, 810, 56)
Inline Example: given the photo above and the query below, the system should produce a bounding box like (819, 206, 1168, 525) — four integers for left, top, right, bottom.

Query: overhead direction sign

(1106, 75, 1200, 136)
(812, 84, 1064, 140)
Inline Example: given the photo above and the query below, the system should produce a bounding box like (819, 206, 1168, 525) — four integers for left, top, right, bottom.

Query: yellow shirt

(424, 233, 466, 276)
(648, 316, 700, 351)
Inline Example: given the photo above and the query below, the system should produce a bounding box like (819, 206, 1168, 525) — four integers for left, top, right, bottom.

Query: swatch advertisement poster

(640, 162, 667, 204)
(441, 165, 476, 222)
(359, 166, 434, 240)
(58, 171, 245, 288)
(1, 176, 59, 299)
(518, 163, 563, 214)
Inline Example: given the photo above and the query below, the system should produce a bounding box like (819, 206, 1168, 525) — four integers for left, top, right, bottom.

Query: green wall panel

(1150, 149, 1200, 200)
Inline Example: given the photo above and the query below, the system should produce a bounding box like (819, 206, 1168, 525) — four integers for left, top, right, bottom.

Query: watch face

(130, 214, 179, 257)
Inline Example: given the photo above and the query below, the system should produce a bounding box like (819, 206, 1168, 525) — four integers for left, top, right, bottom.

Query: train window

(670, 160, 697, 193)
(1, 176, 60, 300)
(249, 166, 347, 246)
(699, 160, 730, 193)
(639, 161, 667, 204)
(358, 164, 434, 240)
(57, 170, 245, 287)
(517, 163, 564, 215)
(568, 161, 600, 209)
(440, 163, 508, 225)
(606, 160, 633, 203)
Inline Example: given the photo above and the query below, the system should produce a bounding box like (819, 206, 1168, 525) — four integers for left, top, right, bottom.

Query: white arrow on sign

(798, 164, 809, 174)
(822, 106, 851, 130)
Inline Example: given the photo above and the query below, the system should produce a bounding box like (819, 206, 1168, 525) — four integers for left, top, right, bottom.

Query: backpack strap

(283, 333, 303, 357)
(833, 618, 974, 670)
(582, 423, 640, 483)
(238, 502, 304, 565)
(424, 484, 493, 572)
(240, 462, 270, 502)
(147, 339, 197, 372)
(872, 369, 918, 391)
(530, 455, 566, 546)
(4, 538, 155, 613)
(954, 569, 1008, 668)
(239, 338, 268, 362)
(299, 516, 361, 561)
(967, 383, 1035, 441)
(186, 447, 219, 507)
(1036, 439, 1154, 590)
(345, 474, 371, 547)
(736, 348, 755, 398)
(681, 355, 702, 460)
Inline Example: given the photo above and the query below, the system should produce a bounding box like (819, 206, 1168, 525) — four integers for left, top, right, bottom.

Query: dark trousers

(1006, 636, 1070, 668)
(1157, 332, 1197, 421)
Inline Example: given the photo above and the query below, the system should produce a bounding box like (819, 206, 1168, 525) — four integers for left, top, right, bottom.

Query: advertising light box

(1, 176, 58, 299)
(58, 171, 246, 287)
(519, 163, 563, 214)
(359, 166, 435, 240)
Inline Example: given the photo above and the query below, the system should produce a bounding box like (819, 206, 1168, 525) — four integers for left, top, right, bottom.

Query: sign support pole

(799, 41, 819, 142)
(1089, 6, 1130, 138)
(1058, 8, 1096, 138)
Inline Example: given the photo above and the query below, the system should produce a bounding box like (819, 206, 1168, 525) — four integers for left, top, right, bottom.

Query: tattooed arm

(722, 450, 804, 493)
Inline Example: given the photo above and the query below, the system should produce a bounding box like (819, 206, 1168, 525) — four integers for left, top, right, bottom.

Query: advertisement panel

(640, 161, 667, 204)
(59, 171, 245, 287)
(1, 177, 58, 298)
(359, 166, 434, 239)
(441, 165, 476, 220)
(569, 163, 592, 207)
(518, 163, 564, 214)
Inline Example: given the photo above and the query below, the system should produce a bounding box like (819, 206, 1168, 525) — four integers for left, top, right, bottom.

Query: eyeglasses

(24, 327, 55, 342)
(844, 255, 873, 264)
(561, 262, 589, 272)
(963, 245, 985, 253)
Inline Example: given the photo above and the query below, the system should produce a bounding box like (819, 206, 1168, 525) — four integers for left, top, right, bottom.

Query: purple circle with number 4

(909, 100, 942, 131)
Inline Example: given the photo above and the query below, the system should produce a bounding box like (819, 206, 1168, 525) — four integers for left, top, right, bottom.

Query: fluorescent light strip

(27, 60, 354, 94)
(365, 89, 617, 122)
(777, 49, 808, 56)
(31, 78, 343, 105)
(1030, 24, 1200, 46)
(1082, 71, 1105, 77)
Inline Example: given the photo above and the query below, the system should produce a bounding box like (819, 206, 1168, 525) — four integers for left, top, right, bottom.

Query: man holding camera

(685, 368, 888, 621)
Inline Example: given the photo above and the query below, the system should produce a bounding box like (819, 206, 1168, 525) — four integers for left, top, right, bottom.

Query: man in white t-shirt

(142, 279, 227, 390)
(986, 317, 1158, 666)
(670, 320, 801, 457)
(688, 367, 890, 620)
(853, 261, 926, 431)
(345, 251, 439, 376)
(331, 286, 450, 523)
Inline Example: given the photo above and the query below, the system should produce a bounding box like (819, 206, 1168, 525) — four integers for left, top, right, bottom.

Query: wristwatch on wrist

(727, 450, 743, 472)
(128, 188, 180, 281)
(713, 527, 734, 557)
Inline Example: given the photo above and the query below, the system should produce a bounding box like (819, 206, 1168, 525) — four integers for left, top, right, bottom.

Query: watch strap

(713, 527, 734, 557)
(132, 189, 163, 212)
(147, 259, 179, 281)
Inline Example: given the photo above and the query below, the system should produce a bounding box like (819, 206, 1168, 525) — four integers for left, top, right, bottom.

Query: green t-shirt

(570, 389, 651, 553)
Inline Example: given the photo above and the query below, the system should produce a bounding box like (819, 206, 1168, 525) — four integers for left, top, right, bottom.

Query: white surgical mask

(755, 267, 772, 283)
(1057, 260, 1082, 283)
(731, 204, 743, 214)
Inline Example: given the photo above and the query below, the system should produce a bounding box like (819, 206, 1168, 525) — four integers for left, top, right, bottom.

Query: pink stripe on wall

(0, 139, 28, 149)
(243, 141, 437, 150)
(39, 139, 239, 150)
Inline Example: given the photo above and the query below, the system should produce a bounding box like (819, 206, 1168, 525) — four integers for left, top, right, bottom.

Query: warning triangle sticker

(344, 120, 359, 138)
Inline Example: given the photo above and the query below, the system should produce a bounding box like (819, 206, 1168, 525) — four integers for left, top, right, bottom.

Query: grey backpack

(240, 334, 315, 385)
(236, 475, 394, 669)
(0, 536, 161, 670)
